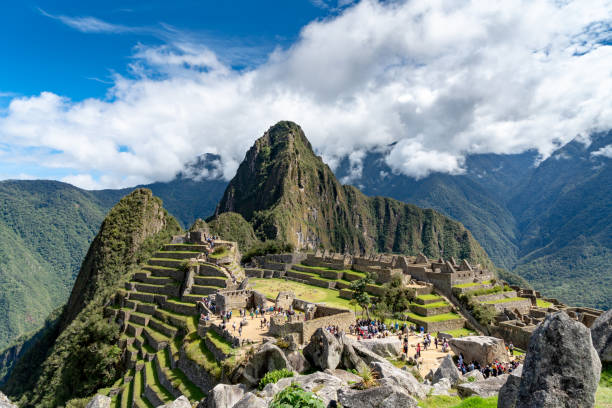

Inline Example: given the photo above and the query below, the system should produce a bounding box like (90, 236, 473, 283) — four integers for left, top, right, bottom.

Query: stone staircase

(104, 242, 236, 407)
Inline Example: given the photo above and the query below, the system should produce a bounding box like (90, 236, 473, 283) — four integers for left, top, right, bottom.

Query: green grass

(184, 333, 221, 379)
(482, 297, 526, 304)
(417, 294, 442, 300)
(406, 312, 464, 322)
(296, 263, 357, 275)
(411, 301, 449, 309)
(436, 328, 476, 337)
(453, 280, 492, 289)
(157, 349, 205, 401)
(536, 298, 554, 308)
(250, 277, 353, 309)
(208, 247, 229, 259)
(144, 361, 174, 402)
(205, 330, 235, 356)
(596, 364, 612, 408)
(418, 395, 498, 408)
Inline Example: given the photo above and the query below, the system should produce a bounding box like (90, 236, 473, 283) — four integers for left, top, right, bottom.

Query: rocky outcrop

(205, 384, 246, 408)
(433, 354, 461, 385)
(0, 392, 17, 408)
(337, 384, 418, 408)
(497, 366, 523, 408)
(357, 338, 402, 358)
(233, 392, 267, 408)
(449, 336, 509, 365)
(590, 308, 612, 363)
(457, 374, 508, 398)
(85, 394, 111, 408)
(370, 361, 427, 399)
(303, 328, 343, 370)
(240, 342, 292, 387)
(156, 396, 191, 408)
(286, 350, 310, 373)
(431, 377, 452, 396)
(515, 311, 601, 408)
(463, 369, 485, 382)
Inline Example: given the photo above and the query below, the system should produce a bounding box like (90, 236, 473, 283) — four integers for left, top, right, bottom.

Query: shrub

(357, 366, 379, 389)
(259, 368, 294, 390)
(268, 383, 325, 408)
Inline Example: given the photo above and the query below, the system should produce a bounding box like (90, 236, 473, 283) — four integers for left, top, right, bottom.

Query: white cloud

(1, 0, 611, 188)
(592, 144, 612, 158)
(39, 8, 137, 34)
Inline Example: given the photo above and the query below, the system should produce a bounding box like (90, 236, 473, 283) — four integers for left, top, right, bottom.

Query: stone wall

(483, 298, 532, 315)
(406, 315, 465, 333)
(177, 348, 216, 393)
(409, 303, 452, 316)
(489, 321, 536, 350)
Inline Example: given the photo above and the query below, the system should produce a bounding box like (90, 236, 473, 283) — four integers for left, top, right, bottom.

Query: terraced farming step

(156, 348, 205, 401)
(405, 311, 466, 333)
(193, 276, 227, 287)
(163, 243, 209, 252)
(143, 360, 175, 407)
(154, 250, 201, 260)
(148, 258, 185, 269)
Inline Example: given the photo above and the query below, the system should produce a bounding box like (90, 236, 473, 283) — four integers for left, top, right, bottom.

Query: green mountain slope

(336, 132, 612, 309)
(214, 121, 493, 267)
(1, 189, 180, 407)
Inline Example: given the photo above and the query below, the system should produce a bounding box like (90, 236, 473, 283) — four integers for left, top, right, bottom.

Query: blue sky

(0, 1, 334, 101)
(0, 0, 610, 189)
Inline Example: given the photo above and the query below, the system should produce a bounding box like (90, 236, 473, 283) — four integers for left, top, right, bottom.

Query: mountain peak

(214, 123, 492, 268)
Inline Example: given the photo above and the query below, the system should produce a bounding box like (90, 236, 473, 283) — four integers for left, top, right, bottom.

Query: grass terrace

(144, 361, 174, 401)
(296, 263, 362, 275)
(184, 333, 222, 379)
(482, 297, 525, 305)
(416, 294, 442, 301)
(536, 299, 554, 308)
(250, 278, 353, 309)
(453, 280, 492, 289)
(157, 349, 205, 401)
(406, 312, 463, 322)
(435, 328, 476, 338)
(411, 301, 449, 309)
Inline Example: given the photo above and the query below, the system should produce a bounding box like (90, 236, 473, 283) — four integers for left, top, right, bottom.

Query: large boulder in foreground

(371, 361, 427, 399)
(449, 336, 509, 365)
(303, 328, 343, 370)
(205, 384, 246, 408)
(233, 393, 267, 408)
(433, 354, 461, 385)
(240, 342, 292, 387)
(156, 396, 191, 408)
(516, 311, 601, 408)
(497, 365, 523, 408)
(337, 384, 418, 408)
(85, 395, 111, 408)
(357, 338, 402, 358)
(590, 308, 612, 363)
(0, 392, 17, 408)
(457, 374, 508, 398)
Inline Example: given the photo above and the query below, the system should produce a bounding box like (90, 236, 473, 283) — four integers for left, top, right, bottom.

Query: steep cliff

(215, 121, 492, 268)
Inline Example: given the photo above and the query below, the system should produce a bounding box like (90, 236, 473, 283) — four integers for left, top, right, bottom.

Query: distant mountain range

(0, 127, 610, 353)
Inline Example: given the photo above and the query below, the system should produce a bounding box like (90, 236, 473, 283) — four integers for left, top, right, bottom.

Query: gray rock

(86, 395, 111, 408)
(206, 384, 246, 408)
(324, 368, 363, 385)
(433, 354, 461, 385)
(449, 336, 509, 365)
(0, 392, 18, 408)
(274, 371, 344, 406)
(591, 308, 612, 363)
(431, 377, 452, 396)
(337, 384, 418, 408)
(286, 350, 311, 373)
(240, 342, 292, 387)
(233, 392, 267, 408)
(370, 361, 427, 399)
(340, 342, 368, 372)
(516, 311, 601, 408)
(357, 338, 402, 358)
(463, 369, 485, 382)
(303, 328, 343, 370)
(457, 374, 508, 398)
(156, 396, 191, 408)
(497, 367, 523, 408)
(343, 335, 388, 365)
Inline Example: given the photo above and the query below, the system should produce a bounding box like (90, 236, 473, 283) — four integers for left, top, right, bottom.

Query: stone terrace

(103, 235, 242, 407)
